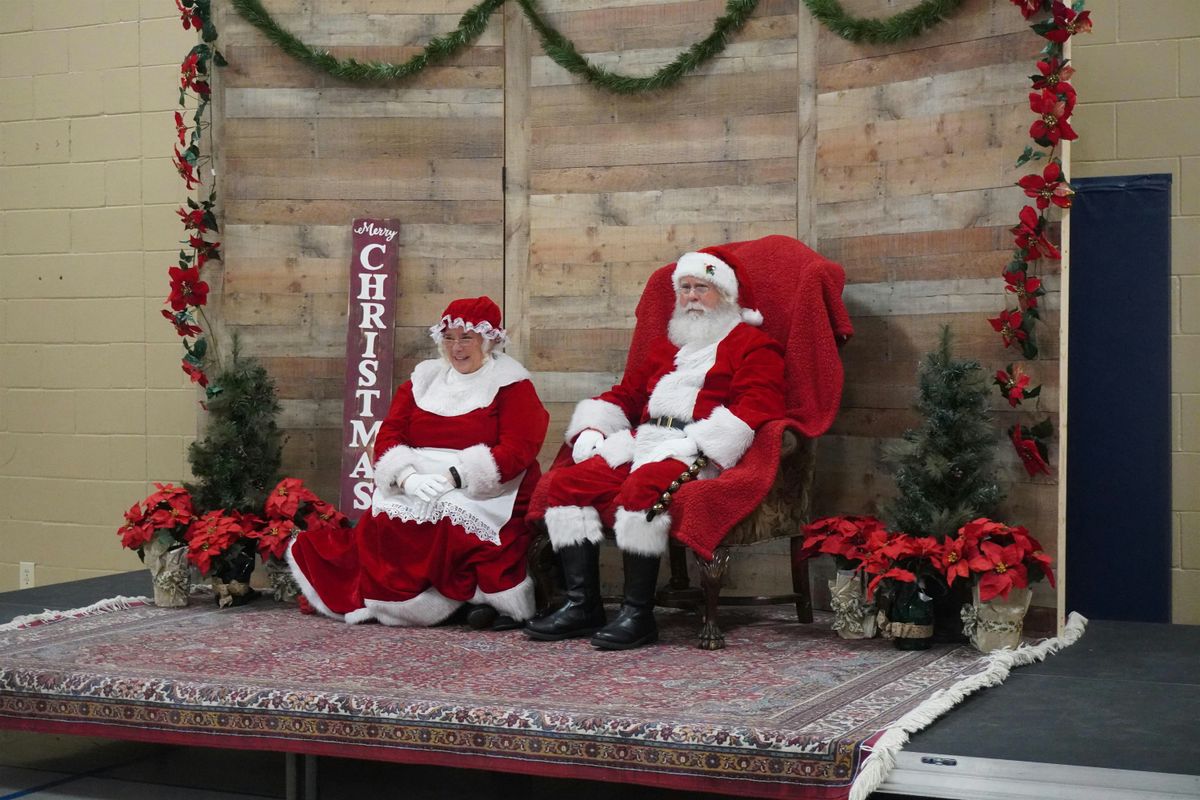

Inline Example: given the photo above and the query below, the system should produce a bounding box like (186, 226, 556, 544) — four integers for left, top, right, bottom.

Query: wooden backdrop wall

(212, 0, 1061, 609)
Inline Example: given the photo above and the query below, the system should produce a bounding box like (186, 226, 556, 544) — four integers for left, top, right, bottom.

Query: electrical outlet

(19, 562, 35, 589)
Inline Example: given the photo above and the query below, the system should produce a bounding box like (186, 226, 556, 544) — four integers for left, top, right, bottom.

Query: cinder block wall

(0, 0, 200, 590)
(1073, 0, 1200, 623)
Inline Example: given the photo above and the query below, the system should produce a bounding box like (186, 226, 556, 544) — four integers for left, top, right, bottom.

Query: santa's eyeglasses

(677, 282, 712, 296)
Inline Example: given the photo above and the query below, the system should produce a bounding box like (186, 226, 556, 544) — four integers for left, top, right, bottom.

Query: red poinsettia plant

(185, 509, 256, 578)
(1009, 418, 1054, 476)
(250, 478, 351, 565)
(117, 483, 195, 558)
(861, 531, 947, 601)
(800, 515, 890, 572)
(942, 517, 1056, 602)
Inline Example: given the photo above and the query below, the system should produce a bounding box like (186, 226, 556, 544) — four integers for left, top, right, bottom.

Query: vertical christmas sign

(339, 219, 400, 521)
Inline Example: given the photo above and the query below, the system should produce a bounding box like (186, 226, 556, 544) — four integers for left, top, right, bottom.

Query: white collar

(410, 353, 531, 416)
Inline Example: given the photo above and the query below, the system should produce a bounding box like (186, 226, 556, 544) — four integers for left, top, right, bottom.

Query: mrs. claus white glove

(402, 473, 452, 503)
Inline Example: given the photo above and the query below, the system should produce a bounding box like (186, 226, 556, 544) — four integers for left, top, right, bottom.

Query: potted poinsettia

(116, 483, 195, 607)
(942, 517, 1056, 652)
(801, 515, 889, 639)
(253, 478, 350, 602)
(186, 509, 258, 607)
(862, 532, 947, 650)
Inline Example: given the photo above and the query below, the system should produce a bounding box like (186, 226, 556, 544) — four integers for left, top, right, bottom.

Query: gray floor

(4, 573, 1196, 799)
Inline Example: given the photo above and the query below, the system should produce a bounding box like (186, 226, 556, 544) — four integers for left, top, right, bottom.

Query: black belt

(649, 416, 688, 430)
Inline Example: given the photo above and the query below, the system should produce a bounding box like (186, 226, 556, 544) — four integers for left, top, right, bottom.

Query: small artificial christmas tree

(186, 335, 283, 515)
(882, 326, 1005, 541)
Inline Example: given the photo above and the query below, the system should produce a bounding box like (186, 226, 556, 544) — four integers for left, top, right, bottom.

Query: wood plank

(552, 10, 798, 56)
(222, 119, 317, 159)
(529, 184, 796, 228)
(219, 12, 503, 48)
(531, 113, 796, 169)
(530, 158, 795, 195)
(223, 199, 502, 226)
(224, 223, 503, 260)
(814, 187, 1022, 239)
(225, 87, 503, 119)
(221, 46, 502, 89)
(529, 219, 789, 266)
(315, 117, 504, 159)
(223, 157, 502, 201)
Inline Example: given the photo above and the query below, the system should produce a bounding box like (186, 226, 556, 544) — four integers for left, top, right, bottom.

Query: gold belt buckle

(663, 416, 674, 428)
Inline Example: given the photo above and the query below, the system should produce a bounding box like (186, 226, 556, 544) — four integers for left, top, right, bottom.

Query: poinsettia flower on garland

(182, 359, 209, 387)
(1018, 161, 1074, 209)
(1005, 270, 1045, 310)
(176, 0, 203, 30)
(174, 111, 189, 146)
(1009, 420, 1054, 476)
(989, 308, 1032, 353)
(162, 309, 204, 337)
(994, 363, 1041, 407)
(1041, 0, 1093, 43)
(1032, 57, 1075, 92)
(168, 265, 209, 310)
(1029, 88, 1077, 146)
(173, 146, 200, 190)
(1010, 0, 1046, 20)
(1012, 205, 1060, 261)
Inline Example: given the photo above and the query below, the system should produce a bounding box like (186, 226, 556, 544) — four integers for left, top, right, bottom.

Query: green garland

(802, 0, 966, 44)
(230, 0, 966, 91)
(518, 0, 756, 94)
(229, 0, 504, 82)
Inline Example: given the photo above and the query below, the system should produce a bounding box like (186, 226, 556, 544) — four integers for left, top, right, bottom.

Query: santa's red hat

(672, 246, 763, 326)
(428, 296, 507, 344)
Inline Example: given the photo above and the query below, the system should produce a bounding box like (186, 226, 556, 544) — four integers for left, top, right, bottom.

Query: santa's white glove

(402, 473, 452, 503)
(647, 436, 700, 464)
(571, 429, 605, 463)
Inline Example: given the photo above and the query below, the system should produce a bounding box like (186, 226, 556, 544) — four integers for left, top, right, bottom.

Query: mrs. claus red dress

(287, 353, 548, 626)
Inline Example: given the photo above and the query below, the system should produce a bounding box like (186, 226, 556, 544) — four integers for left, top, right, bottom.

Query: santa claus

(526, 248, 786, 650)
(288, 296, 549, 630)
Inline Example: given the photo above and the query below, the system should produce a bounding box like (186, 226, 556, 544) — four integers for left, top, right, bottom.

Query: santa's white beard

(667, 301, 741, 347)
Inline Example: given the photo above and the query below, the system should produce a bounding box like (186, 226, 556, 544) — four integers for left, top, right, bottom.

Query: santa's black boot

(590, 551, 660, 650)
(525, 541, 606, 641)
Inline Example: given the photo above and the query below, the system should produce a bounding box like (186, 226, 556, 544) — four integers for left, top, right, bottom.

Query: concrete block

(141, 0, 184, 20)
(105, 159, 141, 206)
(0, 208, 71, 255)
(1173, 451, 1200, 511)
(5, 389, 74, 432)
(146, 388, 199, 435)
(1184, 157, 1200, 215)
(1072, 41, 1179, 103)
(140, 64, 186, 113)
(140, 16, 199, 68)
(144, 295, 186, 345)
(1173, 216, 1200, 275)
(0, 119, 69, 165)
(1119, 0, 1200, 42)
(1171, 568, 1200, 625)
(65, 343, 146, 388)
(141, 108, 183, 159)
(142, 156, 184, 205)
(69, 206, 142, 252)
(0, 30, 69, 77)
(34, 0, 111, 29)
(106, 0, 141, 23)
(1182, 513, 1200, 570)
(1183, 38, 1200, 97)
(147, 434, 185, 480)
(1071, 102, 1116, 161)
(68, 23, 139, 72)
(0, 1, 34, 34)
(70, 113, 141, 162)
(143, 202, 187, 251)
(0, 163, 106, 210)
(0, 76, 34, 121)
(102, 67, 140, 114)
(106, 435, 148, 481)
(0, 343, 43, 387)
(33, 71, 104, 118)
(148, 342, 192, 388)
(1174, 334, 1200, 393)
(1078, 0, 1115, 45)
(1182, 394, 1200, 450)
(0, 252, 143, 298)
(1183, 276, 1200, 333)
(73, 296, 146, 342)
(0, 562, 16, 592)
(1116, 98, 1200, 159)
(75, 388, 147, 434)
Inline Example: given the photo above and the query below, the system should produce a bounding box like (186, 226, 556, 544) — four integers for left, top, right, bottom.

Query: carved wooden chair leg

(790, 536, 813, 624)
(658, 540, 702, 608)
(695, 547, 731, 650)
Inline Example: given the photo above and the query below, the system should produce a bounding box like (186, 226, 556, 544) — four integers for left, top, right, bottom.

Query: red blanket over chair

(529, 235, 853, 560)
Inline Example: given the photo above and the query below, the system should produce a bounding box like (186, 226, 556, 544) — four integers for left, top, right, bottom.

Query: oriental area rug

(0, 597, 1084, 800)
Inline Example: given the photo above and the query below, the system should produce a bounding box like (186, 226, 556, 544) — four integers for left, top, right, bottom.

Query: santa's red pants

(539, 455, 689, 527)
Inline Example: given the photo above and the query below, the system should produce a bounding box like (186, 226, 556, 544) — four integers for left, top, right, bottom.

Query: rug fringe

(0, 594, 151, 632)
(847, 611, 1089, 800)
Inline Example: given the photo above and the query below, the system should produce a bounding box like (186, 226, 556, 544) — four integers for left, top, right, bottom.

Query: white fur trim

(372, 445, 418, 491)
(362, 588, 462, 627)
(631, 424, 685, 470)
(597, 428, 635, 468)
(410, 353, 530, 417)
(674, 251, 737, 299)
(647, 340, 721, 421)
(685, 405, 755, 469)
(344, 608, 374, 625)
(285, 537, 346, 622)
(614, 507, 672, 557)
(848, 612, 1089, 800)
(566, 397, 630, 440)
(457, 443, 501, 498)
(544, 505, 604, 549)
(470, 576, 536, 621)
(741, 308, 763, 326)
